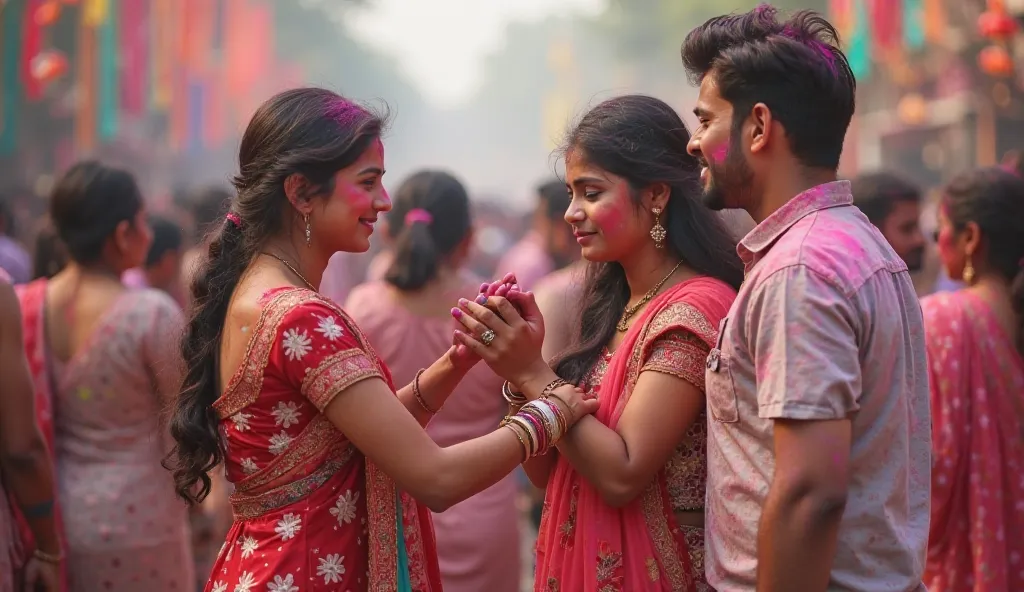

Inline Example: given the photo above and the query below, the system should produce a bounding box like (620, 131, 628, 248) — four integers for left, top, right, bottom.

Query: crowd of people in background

(0, 4, 1022, 592)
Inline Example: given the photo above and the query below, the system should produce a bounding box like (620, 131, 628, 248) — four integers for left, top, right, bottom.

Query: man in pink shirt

(493, 180, 576, 290)
(683, 6, 929, 591)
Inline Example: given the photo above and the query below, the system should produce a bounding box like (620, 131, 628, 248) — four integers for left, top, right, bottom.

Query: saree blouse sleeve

(272, 298, 385, 413)
(638, 301, 718, 392)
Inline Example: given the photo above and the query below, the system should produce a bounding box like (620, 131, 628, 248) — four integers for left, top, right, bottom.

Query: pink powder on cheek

(709, 141, 729, 164)
(588, 197, 630, 237)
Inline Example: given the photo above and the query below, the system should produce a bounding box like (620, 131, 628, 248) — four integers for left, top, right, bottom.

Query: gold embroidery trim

(233, 414, 343, 493)
(301, 348, 383, 411)
(229, 445, 355, 520)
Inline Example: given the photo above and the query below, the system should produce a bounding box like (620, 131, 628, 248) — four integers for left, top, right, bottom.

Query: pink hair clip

(225, 212, 242, 227)
(404, 208, 433, 226)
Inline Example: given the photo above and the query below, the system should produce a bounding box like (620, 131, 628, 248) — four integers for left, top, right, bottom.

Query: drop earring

(650, 207, 666, 249)
(962, 254, 975, 284)
(304, 214, 311, 247)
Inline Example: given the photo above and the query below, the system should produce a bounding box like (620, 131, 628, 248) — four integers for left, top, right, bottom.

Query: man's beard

(903, 247, 925, 272)
(700, 148, 753, 211)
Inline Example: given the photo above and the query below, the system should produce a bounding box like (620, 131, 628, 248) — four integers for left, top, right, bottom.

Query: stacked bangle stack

(501, 379, 571, 461)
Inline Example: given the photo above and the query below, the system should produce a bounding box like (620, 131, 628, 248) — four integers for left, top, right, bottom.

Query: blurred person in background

(122, 215, 186, 305)
(163, 88, 595, 592)
(465, 94, 743, 591)
(346, 170, 520, 592)
(851, 171, 927, 272)
(0, 271, 61, 592)
(16, 161, 193, 591)
(921, 167, 1024, 592)
(30, 220, 69, 281)
(493, 180, 577, 290)
(0, 193, 31, 284)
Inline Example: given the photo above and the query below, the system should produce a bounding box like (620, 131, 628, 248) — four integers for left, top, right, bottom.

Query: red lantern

(979, 44, 1015, 77)
(30, 50, 68, 84)
(978, 8, 1018, 39)
(34, 0, 61, 27)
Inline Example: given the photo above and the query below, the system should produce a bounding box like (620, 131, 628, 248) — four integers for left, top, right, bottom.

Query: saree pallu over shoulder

(212, 287, 441, 591)
(10, 279, 67, 591)
(536, 276, 735, 592)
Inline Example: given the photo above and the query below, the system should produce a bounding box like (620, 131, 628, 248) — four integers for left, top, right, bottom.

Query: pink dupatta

(535, 277, 734, 591)
(11, 279, 67, 591)
(923, 291, 1024, 592)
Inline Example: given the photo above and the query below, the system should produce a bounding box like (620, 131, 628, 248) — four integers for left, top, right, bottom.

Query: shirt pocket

(705, 317, 739, 423)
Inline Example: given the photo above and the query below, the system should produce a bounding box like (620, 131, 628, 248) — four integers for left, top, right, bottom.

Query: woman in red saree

(164, 88, 598, 592)
(454, 95, 744, 591)
(923, 167, 1024, 592)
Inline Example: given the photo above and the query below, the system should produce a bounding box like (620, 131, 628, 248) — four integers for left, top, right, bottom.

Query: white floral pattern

(317, 553, 345, 584)
(266, 574, 299, 592)
(240, 457, 259, 475)
(314, 315, 344, 341)
(240, 535, 258, 558)
(231, 411, 253, 432)
(268, 431, 294, 456)
(329, 490, 359, 526)
(281, 328, 312, 361)
(274, 513, 302, 541)
(211, 582, 227, 592)
(233, 571, 257, 592)
(271, 400, 302, 428)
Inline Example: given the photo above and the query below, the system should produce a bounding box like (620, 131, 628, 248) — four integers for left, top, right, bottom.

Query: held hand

(451, 294, 546, 385)
(548, 385, 600, 427)
(447, 276, 518, 366)
(22, 556, 59, 592)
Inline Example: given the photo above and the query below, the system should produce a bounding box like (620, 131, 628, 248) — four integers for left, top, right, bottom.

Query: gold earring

(304, 214, 312, 247)
(962, 254, 975, 284)
(650, 207, 666, 248)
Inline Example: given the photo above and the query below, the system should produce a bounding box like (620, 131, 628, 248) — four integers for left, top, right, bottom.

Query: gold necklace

(262, 252, 317, 292)
(616, 260, 683, 332)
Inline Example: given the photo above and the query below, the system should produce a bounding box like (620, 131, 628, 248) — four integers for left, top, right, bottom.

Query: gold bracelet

(33, 548, 63, 565)
(412, 369, 438, 414)
(503, 423, 529, 462)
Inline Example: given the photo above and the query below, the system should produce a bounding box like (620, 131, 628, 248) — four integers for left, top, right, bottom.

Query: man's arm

(749, 265, 862, 592)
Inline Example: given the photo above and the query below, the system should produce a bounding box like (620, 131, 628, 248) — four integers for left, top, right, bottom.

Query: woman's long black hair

(941, 167, 1024, 355)
(553, 95, 744, 385)
(164, 88, 386, 504)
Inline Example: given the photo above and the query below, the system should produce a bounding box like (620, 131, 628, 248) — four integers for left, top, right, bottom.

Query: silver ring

(481, 329, 496, 346)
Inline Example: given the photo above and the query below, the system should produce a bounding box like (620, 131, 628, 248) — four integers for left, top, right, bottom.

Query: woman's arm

(0, 283, 60, 554)
(518, 363, 703, 507)
(322, 376, 594, 512)
(393, 349, 471, 427)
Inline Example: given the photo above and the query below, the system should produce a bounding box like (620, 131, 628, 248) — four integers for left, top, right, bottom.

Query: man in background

(851, 172, 927, 272)
(122, 216, 185, 305)
(493, 179, 575, 290)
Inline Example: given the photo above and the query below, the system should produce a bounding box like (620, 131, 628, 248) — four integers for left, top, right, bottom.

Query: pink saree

(922, 290, 1024, 592)
(10, 279, 67, 591)
(535, 277, 734, 591)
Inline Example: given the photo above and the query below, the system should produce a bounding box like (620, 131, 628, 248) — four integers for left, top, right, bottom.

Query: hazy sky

(344, 0, 605, 107)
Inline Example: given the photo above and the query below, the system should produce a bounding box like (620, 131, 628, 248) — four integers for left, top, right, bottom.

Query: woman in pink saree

(923, 167, 1024, 592)
(347, 170, 520, 591)
(163, 88, 597, 592)
(455, 95, 744, 591)
(16, 161, 193, 591)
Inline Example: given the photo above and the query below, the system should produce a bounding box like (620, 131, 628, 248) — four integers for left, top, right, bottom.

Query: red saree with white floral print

(205, 287, 441, 592)
(534, 277, 735, 592)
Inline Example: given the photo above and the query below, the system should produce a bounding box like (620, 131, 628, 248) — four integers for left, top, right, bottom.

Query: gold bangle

(503, 423, 529, 462)
(33, 548, 63, 565)
(412, 369, 438, 414)
(502, 381, 528, 405)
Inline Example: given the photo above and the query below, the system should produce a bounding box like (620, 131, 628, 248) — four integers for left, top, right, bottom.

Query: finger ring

(481, 329, 496, 346)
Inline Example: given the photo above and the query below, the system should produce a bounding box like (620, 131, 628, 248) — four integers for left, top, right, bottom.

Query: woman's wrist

(515, 361, 559, 400)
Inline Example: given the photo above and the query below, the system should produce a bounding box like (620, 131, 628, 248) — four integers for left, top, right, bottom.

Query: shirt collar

(737, 180, 853, 267)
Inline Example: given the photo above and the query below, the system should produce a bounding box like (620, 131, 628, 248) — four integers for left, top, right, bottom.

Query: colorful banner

(0, 1, 24, 155)
(97, 0, 118, 140)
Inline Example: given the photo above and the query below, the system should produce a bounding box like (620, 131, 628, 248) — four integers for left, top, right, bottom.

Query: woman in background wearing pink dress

(16, 162, 194, 591)
(346, 170, 520, 592)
